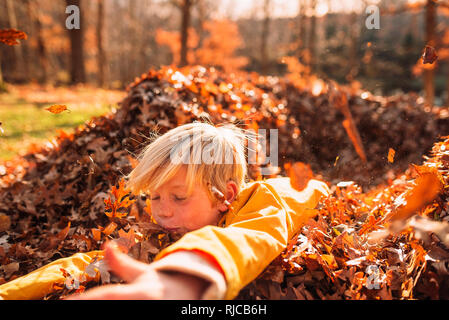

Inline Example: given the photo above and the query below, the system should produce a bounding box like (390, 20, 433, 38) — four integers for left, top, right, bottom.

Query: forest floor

(0, 83, 126, 161)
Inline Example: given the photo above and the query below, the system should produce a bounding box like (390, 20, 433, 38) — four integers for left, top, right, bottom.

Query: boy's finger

(104, 242, 149, 282)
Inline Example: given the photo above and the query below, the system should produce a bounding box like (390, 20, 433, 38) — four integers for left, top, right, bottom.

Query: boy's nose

(158, 207, 174, 218)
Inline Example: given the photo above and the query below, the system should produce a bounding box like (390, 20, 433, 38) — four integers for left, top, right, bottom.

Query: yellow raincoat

(0, 177, 330, 300)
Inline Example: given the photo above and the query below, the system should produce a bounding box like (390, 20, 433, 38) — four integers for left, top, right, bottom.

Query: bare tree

(66, 0, 86, 84)
(180, 0, 193, 67)
(308, 0, 317, 73)
(424, 0, 436, 108)
(96, 0, 106, 87)
(347, 9, 360, 81)
(6, 0, 26, 81)
(193, 0, 213, 50)
(297, 0, 307, 59)
(261, 0, 271, 74)
(168, 0, 199, 67)
(26, 0, 49, 83)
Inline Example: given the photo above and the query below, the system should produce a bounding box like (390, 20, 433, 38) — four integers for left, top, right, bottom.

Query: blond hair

(124, 121, 251, 204)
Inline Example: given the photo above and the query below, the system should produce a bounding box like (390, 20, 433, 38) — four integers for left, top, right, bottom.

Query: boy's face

(149, 166, 223, 235)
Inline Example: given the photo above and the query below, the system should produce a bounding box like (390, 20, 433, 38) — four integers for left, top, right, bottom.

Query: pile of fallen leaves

(0, 65, 449, 299)
(237, 153, 449, 300)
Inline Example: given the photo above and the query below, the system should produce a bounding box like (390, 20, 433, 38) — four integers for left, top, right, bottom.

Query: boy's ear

(214, 181, 238, 213)
(225, 180, 238, 204)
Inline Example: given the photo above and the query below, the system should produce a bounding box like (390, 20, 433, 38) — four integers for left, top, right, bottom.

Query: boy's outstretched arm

(67, 242, 225, 300)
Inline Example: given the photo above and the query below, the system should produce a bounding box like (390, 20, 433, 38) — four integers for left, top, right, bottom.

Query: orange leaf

(45, 105, 69, 114)
(104, 179, 135, 218)
(57, 222, 71, 241)
(358, 214, 383, 235)
(321, 254, 338, 270)
(285, 162, 314, 191)
(0, 28, 27, 46)
(342, 119, 367, 163)
(102, 222, 117, 236)
(389, 168, 442, 222)
(388, 148, 395, 163)
(91, 228, 102, 241)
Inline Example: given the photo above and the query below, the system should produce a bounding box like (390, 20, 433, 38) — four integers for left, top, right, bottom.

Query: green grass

(0, 86, 119, 161)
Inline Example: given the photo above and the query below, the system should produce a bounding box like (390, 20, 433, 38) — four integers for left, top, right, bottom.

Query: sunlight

(316, 2, 329, 17)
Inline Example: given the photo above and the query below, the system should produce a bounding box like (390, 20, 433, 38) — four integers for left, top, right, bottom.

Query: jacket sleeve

(154, 178, 330, 300)
(0, 250, 104, 300)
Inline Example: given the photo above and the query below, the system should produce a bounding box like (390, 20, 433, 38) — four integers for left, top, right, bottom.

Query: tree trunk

(425, 0, 436, 108)
(297, 0, 308, 63)
(195, 0, 206, 53)
(138, 0, 152, 73)
(125, 0, 137, 82)
(66, 0, 86, 84)
(307, 0, 317, 73)
(179, 0, 192, 67)
(347, 11, 359, 81)
(261, 0, 271, 74)
(26, 0, 49, 84)
(96, 0, 106, 87)
(6, 0, 26, 81)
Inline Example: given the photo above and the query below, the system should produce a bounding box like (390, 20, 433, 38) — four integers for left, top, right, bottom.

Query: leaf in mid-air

(285, 162, 314, 192)
(388, 148, 395, 163)
(422, 45, 438, 64)
(45, 105, 70, 114)
(0, 29, 27, 46)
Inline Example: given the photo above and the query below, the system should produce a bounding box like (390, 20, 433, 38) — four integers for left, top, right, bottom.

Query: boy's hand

(66, 243, 210, 300)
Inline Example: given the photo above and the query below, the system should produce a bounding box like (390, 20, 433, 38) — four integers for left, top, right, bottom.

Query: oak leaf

(104, 179, 136, 218)
(0, 29, 27, 45)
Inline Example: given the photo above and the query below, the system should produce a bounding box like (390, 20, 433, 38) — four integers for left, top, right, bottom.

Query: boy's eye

(151, 196, 160, 201)
(174, 195, 187, 201)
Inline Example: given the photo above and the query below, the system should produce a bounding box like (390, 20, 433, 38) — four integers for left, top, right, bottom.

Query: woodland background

(1, 0, 448, 98)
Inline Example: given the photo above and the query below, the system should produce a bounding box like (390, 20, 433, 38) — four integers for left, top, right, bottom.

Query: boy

(0, 122, 330, 300)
